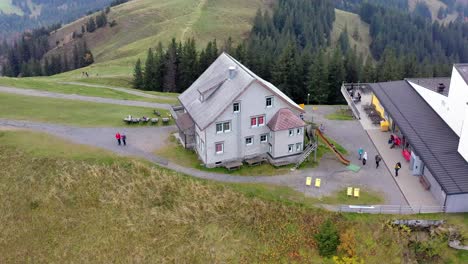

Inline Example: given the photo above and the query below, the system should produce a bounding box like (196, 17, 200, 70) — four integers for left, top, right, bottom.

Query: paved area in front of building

(367, 129, 439, 206)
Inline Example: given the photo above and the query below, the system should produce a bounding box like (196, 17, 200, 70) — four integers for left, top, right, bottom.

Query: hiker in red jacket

(115, 132, 121, 146)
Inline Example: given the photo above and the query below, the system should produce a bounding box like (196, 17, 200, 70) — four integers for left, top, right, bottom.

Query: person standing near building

(358, 147, 364, 160)
(375, 154, 382, 168)
(121, 133, 127, 146)
(395, 162, 402, 177)
(362, 151, 368, 165)
(115, 132, 121, 146)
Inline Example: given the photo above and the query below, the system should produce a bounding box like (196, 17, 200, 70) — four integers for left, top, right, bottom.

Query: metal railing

(336, 205, 445, 214)
(340, 85, 361, 120)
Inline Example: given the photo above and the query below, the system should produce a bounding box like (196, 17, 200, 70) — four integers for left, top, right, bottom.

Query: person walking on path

(122, 133, 127, 146)
(115, 132, 121, 146)
(395, 162, 402, 177)
(362, 151, 368, 165)
(358, 147, 364, 160)
(375, 154, 382, 168)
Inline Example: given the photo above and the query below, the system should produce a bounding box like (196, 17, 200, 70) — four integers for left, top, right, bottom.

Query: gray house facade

(175, 53, 306, 168)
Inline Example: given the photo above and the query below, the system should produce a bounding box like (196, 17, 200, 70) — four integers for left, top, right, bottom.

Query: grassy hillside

(331, 9, 373, 61)
(0, 0, 23, 15)
(49, 0, 271, 79)
(408, 0, 459, 23)
(1, 130, 467, 262)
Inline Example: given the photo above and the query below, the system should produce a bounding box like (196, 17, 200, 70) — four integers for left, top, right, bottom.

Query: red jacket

(115, 133, 121, 139)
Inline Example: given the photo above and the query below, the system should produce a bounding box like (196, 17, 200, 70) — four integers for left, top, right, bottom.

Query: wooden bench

(245, 156, 266, 166)
(224, 161, 243, 171)
(419, 175, 431, 190)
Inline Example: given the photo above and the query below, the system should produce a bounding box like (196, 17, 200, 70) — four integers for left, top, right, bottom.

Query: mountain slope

(331, 9, 373, 61)
(0, 0, 114, 37)
(51, 0, 271, 78)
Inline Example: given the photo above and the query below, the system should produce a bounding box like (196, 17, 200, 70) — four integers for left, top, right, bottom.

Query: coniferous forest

(132, 0, 468, 104)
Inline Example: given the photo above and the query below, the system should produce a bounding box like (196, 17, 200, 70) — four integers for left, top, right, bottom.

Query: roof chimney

(228, 66, 236, 79)
(437, 83, 445, 94)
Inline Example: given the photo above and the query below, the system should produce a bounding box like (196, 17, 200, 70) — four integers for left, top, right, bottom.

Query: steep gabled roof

(268, 108, 306, 131)
(178, 52, 304, 130)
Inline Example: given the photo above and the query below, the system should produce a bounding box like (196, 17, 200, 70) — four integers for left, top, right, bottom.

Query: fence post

(399, 205, 402, 214)
(419, 205, 422, 214)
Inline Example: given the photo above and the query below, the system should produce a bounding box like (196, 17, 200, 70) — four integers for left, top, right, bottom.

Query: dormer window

(199, 94, 204, 102)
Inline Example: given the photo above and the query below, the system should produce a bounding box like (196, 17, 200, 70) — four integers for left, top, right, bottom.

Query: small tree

(133, 58, 144, 89)
(314, 219, 340, 257)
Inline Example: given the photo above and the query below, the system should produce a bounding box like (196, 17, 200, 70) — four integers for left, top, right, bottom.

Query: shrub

(315, 219, 340, 257)
(338, 228, 356, 257)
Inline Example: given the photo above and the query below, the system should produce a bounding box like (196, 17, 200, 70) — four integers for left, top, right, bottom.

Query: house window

(296, 143, 302, 152)
(260, 134, 268, 143)
(223, 122, 230, 132)
(245, 137, 253, 146)
(250, 116, 265, 127)
(215, 142, 224, 154)
(258, 116, 265, 126)
(269, 144, 272, 153)
(266, 97, 273, 107)
(297, 128, 302, 135)
(233, 102, 240, 113)
(251, 117, 257, 127)
(216, 123, 223, 133)
(201, 140, 205, 152)
(216, 121, 231, 133)
(289, 129, 294, 137)
(196, 133, 200, 147)
(288, 144, 294, 153)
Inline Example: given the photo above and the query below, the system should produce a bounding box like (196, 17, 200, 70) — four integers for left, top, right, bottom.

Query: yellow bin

(380, 120, 389, 132)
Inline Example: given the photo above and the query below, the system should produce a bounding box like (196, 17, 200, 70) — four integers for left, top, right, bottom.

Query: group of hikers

(358, 147, 402, 177)
(115, 132, 127, 146)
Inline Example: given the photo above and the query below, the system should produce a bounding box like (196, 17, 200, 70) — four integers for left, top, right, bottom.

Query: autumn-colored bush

(338, 228, 357, 257)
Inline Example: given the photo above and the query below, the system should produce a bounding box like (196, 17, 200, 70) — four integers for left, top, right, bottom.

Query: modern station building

(343, 64, 468, 212)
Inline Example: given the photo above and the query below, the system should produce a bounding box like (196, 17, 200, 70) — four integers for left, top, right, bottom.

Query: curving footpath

(59, 81, 176, 101)
(0, 117, 407, 205)
(0, 86, 171, 109)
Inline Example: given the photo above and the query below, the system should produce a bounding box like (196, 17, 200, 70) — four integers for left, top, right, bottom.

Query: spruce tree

(133, 58, 144, 89)
(179, 38, 199, 92)
(87, 17, 96, 33)
(163, 38, 179, 92)
(327, 48, 345, 104)
(308, 50, 329, 104)
(143, 48, 155, 90)
(154, 42, 166, 92)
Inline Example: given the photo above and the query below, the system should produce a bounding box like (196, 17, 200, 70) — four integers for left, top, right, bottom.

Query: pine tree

(223, 36, 234, 54)
(86, 17, 96, 33)
(344, 46, 360, 83)
(163, 38, 179, 92)
(272, 42, 302, 102)
(327, 48, 345, 104)
(179, 38, 199, 92)
(338, 27, 350, 53)
(133, 58, 144, 89)
(362, 57, 375, 82)
(143, 48, 155, 90)
(308, 50, 329, 104)
(154, 42, 166, 92)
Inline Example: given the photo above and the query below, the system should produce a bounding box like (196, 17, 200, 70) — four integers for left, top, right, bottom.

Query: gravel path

(0, 86, 171, 109)
(60, 82, 176, 101)
(0, 114, 408, 205)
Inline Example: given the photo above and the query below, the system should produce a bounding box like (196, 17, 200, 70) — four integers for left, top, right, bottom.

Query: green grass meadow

(0, 92, 172, 127)
(0, 130, 467, 262)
